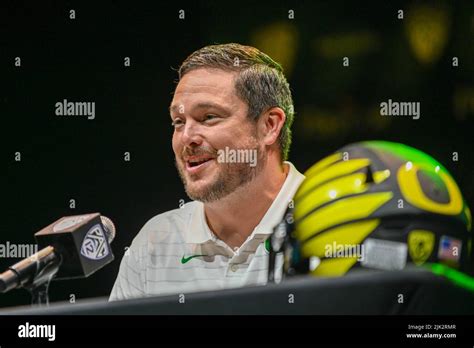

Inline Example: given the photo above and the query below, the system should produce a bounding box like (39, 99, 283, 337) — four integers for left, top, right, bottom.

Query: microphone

(0, 213, 116, 293)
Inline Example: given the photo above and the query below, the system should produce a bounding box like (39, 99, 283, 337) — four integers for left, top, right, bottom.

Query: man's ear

(258, 107, 286, 146)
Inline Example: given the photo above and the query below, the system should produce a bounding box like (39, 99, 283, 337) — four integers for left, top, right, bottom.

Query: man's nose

(181, 120, 203, 147)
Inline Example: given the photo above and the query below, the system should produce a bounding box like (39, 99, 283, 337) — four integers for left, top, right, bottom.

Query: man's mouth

(184, 156, 215, 173)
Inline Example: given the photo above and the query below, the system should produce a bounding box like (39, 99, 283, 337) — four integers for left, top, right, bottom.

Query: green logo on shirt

(181, 254, 206, 264)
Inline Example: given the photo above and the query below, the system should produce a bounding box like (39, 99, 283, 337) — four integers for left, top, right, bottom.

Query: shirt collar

(184, 161, 305, 244)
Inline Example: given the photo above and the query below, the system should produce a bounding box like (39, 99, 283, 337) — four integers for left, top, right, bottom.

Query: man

(110, 43, 305, 301)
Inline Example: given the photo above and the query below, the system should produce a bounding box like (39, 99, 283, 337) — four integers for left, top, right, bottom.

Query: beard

(175, 136, 265, 203)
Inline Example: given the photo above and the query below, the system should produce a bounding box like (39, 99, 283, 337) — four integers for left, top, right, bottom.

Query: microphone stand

(0, 246, 62, 306)
(24, 256, 61, 306)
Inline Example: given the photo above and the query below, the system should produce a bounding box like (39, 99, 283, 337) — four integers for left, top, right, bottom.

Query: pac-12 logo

(80, 224, 110, 260)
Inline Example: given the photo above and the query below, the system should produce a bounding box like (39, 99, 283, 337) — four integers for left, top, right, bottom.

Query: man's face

(170, 68, 265, 203)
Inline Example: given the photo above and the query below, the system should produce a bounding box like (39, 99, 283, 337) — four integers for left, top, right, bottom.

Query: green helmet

(268, 141, 472, 281)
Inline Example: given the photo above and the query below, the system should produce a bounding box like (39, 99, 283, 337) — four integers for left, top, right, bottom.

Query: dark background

(1, 0, 473, 308)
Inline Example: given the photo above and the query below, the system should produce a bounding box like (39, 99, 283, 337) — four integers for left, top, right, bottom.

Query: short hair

(178, 43, 295, 162)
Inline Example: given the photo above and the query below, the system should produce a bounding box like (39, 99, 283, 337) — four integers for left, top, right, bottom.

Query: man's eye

(204, 114, 218, 122)
(171, 119, 184, 128)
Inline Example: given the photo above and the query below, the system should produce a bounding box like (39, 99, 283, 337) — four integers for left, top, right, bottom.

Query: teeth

(190, 158, 209, 164)
(187, 158, 212, 168)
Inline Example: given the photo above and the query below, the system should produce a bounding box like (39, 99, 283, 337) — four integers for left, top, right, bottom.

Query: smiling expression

(170, 68, 265, 203)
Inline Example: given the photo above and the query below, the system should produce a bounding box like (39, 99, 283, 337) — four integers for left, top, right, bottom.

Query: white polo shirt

(109, 162, 305, 301)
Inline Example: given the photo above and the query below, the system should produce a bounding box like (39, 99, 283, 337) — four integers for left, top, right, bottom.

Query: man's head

(170, 43, 294, 203)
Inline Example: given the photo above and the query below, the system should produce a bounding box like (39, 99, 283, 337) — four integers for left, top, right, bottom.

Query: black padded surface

(1, 269, 473, 315)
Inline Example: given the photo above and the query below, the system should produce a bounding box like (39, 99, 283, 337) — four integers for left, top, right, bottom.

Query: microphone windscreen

(100, 216, 116, 243)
